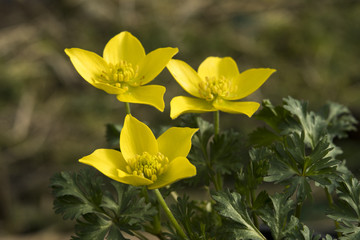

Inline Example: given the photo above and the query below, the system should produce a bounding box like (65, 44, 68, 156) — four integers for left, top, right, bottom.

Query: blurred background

(0, 0, 360, 239)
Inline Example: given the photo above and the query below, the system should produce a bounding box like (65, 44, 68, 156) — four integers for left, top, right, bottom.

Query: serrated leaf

(328, 175, 360, 224)
(257, 193, 296, 240)
(318, 101, 358, 140)
(51, 168, 103, 220)
(71, 213, 127, 240)
(211, 129, 245, 175)
(248, 127, 282, 147)
(169, 195, 219, 240)
(265, 132, 339, 201)
(51, 168, 156, 240)
(283, 96, 327, 148)
(236, 148, 270, 198)
(212, 190, 266, 240)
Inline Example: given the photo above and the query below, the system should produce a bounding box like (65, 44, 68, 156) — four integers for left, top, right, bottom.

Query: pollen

(97, 60, 139, 90)
(126, 152, 169, 182)
(198, 75, 231, 101)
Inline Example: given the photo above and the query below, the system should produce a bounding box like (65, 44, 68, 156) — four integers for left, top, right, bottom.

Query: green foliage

(265, 132, 339, 201)
(180, 114, 246, 188)
(328, 175, 360, 239)
(212, 190, 266, 240)
(235, 147, 270, 198)
(257, 193, 298, 240)
(168, 195, 219, 240)
(51, 96, 359, 239)
(50, 167, 156, 240)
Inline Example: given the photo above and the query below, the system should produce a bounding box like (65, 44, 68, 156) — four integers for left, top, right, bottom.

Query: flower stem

(325, 187, 341, 238)
(248, 160, 259, 228)
(295, 202, 303, 219)
(214, 111, 220, 137)
(125, 102, 131, 114)
(153, 189, 189, 240)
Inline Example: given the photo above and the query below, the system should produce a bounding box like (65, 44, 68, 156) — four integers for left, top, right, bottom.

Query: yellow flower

(167, 57, 276, 119)
(79, 114, 198, 189)
(65, 31, 178, 111)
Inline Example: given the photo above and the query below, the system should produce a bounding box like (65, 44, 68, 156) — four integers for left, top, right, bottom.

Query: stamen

(96, 60, 139, 91)
(198, 75, 231, 101)
(127, 152, 169, 182)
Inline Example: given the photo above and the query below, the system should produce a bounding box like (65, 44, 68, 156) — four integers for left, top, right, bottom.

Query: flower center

(98, 60, 139, 90)
(126, 152, 169, 182)
(198, 76, 231, 101)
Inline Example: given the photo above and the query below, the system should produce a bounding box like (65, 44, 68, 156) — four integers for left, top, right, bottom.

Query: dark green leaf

(212, 190, 266, 240)
(50, 168, 156, 240)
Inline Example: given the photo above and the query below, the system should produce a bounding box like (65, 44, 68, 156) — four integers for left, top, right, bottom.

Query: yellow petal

(170, 96, 216, 119)
(79, 149, 128, 182)
(147, 157, 196, 189)
(117, 169, 154, 186)
(116, 85, 166, 112)
(167, 59, 203, 98)
(157, 127, 198, 161)
(93, 82, 128, 95)
(225, 68, 276, 100)
(65, 48, 108, 85)
(120, 114, 158, 161)
(213, 98, 260, 117)
(136, 47, 178, 85)
(198, 57, 240, 80)
(103, 31, 145, 66)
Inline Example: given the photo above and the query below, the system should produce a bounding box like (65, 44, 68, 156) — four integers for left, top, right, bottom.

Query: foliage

(51, 167, 156, 239)
(51, 96, 359, 240)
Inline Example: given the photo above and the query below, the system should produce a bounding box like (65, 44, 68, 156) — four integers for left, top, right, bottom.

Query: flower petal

(157, 127, 198, 161)
(120, 114, 158, 161)
(136, 47, 178, 85)
(198, 57, 240, 80)
(116, 85, 166, 111)
(170, 96, 216, 119)
(92, 82, 128, 95)
(103, 31, 146, 66)
(116, 169, 154, 186)
(79, 149, 127, 182)
(65, 48, 108, 85)
(226, 68, 276, 100)
(147, 157, 196, 189)
(213, 98, 260, 117)
(167, 59, 202, 98)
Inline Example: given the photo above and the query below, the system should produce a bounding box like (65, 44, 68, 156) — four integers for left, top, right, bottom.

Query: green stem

(295, 202, 303, 219)
(214, 111, 220, 137)
(214, 172, 223, 191)
(248, 160, 259, 228)
(153, 189, 189, 240)
(325, 187, 341, 238)
(125, 102, 131, 114)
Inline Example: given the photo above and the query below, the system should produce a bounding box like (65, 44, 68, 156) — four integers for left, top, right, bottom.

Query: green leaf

(264, 132, 339, 201)
(236, 148, 270, 197)
(71, 213, 125, 240)
(283, 96, 327, 148)
(50, 167, 156, 240)
(286, 222, 334, 240)
(328, 175, 360, 240)
(51, 168, 103, 220)
(169, 195, 220, 240)
(248, 127, 282, 147)
(212, 190, 266, 240)
(318, 101, 358, 140)
(210, 129, 245, 175)
(257, 193, 298, 240)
